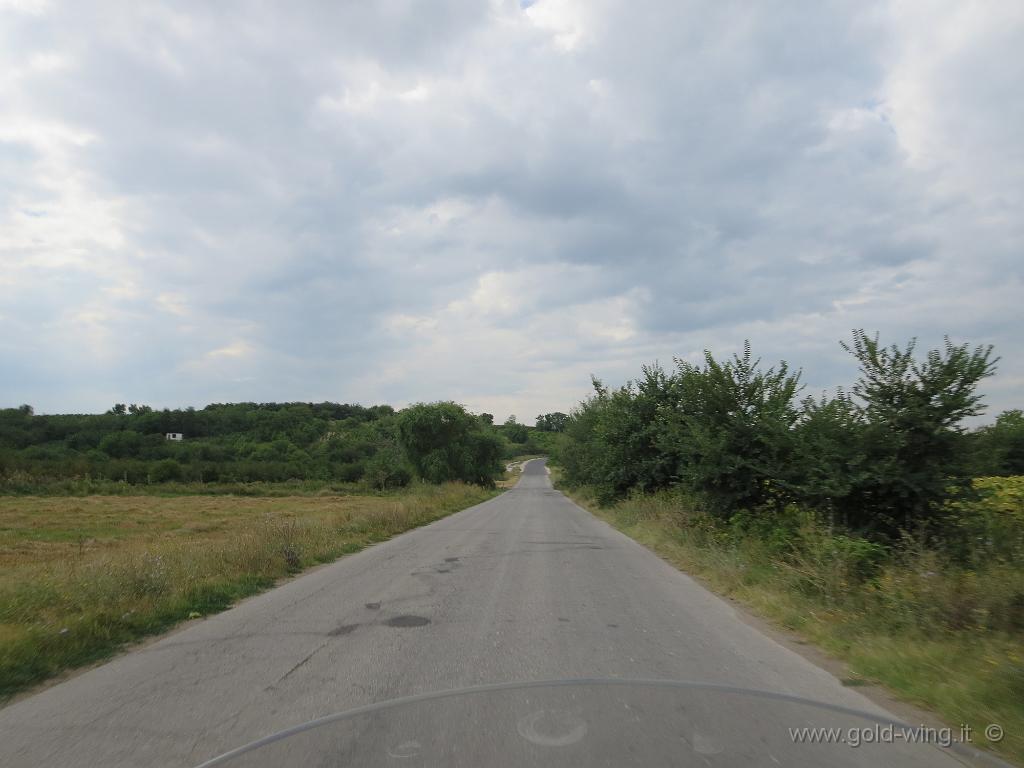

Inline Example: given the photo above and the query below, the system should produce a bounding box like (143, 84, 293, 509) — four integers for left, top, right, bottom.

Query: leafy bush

(363, 444, 413, 490)
(396, 402, 503, 485)
(669, 344, 802, 516)
(837, 331, 997, 537)
(534, 412, 569, 432)
(555, 332, 1004, 539)
(150, 459, 184, 483)
(501, 416, 529, 444)
(791, 391, 867, 519)
(969, 410, 1024, 476)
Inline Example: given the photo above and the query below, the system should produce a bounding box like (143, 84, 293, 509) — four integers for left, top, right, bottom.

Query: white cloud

(0, 0, 51, 14)
(205, 342, 252, 360)
(880, 1, 1024, 197)
(524, 0, 595, 51)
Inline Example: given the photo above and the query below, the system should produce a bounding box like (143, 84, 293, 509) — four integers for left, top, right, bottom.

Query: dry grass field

(0, 483, 496, 697)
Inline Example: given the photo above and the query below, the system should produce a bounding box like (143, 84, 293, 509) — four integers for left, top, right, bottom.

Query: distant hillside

(0, 402, 567, 492)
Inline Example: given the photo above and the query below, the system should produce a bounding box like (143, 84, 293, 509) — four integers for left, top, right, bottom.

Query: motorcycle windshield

(195, 679, 1010, 768)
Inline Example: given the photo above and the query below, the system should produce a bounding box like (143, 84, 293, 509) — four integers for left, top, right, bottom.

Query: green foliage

(500, 415, 529, 444)
(0, 400, 502, 490)
(942, 476, 1024, 566)
(669, 344, 802, 515)
(555, 333, 1006, 539)
(555, 373, 661, 502)
(839, 331, 997, 536)
(396, 402, 503, 485)
(150, 459, 184, 483)
(591, 367, 683, 502)
(98, 430, 143, 459)
(791, 391, 866, 513)
(534, 412, 569, 432)
(363, 443, 413, 490)
(556, 347, 802, 511)
(969, 409, 1024, 476)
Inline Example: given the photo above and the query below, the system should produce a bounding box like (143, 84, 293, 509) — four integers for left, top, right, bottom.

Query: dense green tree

(791, 391, 868, 524)
(397, 402, 503, 484)
(535, 412, 569, 432)
(553, 369, 682, 502)
(150, 458, 184, 482)
(839, 331, 998, 535)
(364, 443, 413, 490)
(969, 409, 1024, 476)
(501, 415, 530, 444)
(98, 430, 143, 459)
(667, 344, 802, 516)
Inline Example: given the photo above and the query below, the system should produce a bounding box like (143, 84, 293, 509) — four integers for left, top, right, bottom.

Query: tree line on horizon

(0, 400, 568, 491)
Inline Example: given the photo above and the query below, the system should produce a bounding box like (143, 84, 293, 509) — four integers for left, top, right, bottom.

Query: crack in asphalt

(269, 641, 329, 688)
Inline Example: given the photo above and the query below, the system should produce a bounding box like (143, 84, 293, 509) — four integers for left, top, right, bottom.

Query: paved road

(0, 460, 979, 766)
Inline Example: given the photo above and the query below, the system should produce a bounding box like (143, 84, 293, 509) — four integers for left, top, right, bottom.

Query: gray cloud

(0, 0, 1021, 421)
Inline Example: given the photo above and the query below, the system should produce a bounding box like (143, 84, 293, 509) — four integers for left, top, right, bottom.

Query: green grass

(0, 476, 382, 497)
(555, 472, 1024, 764)
(0, 482, 497, 698)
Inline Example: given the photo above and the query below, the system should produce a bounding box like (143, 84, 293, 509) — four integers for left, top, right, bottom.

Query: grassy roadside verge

(0, 482, 497, 699)
(553, 469, 1024, 764)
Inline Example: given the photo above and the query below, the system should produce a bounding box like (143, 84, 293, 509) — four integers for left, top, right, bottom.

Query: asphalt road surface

(0, 460, 982, 767)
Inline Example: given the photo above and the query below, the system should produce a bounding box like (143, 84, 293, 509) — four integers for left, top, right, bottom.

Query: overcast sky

(1, 0, 1021, 422)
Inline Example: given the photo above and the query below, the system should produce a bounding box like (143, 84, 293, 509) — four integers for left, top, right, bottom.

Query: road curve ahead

(0, 460, 972, 767)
